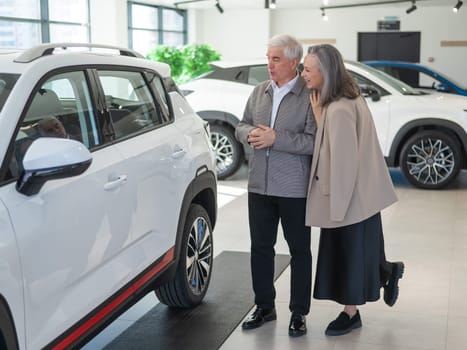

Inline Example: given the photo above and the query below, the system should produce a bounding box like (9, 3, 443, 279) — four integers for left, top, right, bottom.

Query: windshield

(425, 66, 467, 90)
(351, 61, 423, 96)
(0, 73, 20, 113)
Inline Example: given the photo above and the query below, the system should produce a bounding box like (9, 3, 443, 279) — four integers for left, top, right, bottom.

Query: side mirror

(359, 84, 381, 102)
(16, 137, 92, 196)
(434, 82, 450, 93)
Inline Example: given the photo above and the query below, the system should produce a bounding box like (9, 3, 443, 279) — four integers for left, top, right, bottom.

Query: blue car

(364, 61, 467, 96)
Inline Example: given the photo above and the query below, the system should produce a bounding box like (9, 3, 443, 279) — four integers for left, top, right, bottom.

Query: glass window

(97, 70, 162, 139)
(248, 65, 269, 85)
(0, 21, 41, 49)
(0, 0, 40, 19)
(48, 0, 88, 23)
(132, 3, 158, 29)
(147, 72, 171, 122)
(162, 8, 183, 31)
(162, 32, 184, 46)
(131, 29, 159, 58)
(49, 23, 88, 43)
(128, 2, 187, 56)
(0, 73, 20, 113)
(0, 0, 90, 48)
(10, 70, 98, 179)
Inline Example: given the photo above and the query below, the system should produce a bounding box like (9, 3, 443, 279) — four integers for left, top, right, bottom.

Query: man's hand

(248, 124, 276, 149)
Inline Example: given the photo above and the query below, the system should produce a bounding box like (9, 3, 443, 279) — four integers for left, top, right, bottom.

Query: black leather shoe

(288, 312, 307, 337)
(325, 310, 362, 336)
(242, 307, 277, 330)
(384, 261, 405, 307)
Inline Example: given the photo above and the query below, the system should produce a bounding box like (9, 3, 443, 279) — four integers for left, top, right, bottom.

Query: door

(2, 70, 138, 349)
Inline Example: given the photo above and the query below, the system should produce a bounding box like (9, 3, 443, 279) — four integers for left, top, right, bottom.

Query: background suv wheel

(155, 204, 213, 307)
(210, 124, 242, 179)
(400, 130, 462, 189)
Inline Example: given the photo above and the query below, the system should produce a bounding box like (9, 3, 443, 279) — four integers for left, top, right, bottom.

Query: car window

(146, 72, 172, 122)
(0, 73, 20, 113)
(97, 70, 163, 139)
(248, 65, 269, 85)
(6, 71, 98, 180)
(349, 71, 389, 97)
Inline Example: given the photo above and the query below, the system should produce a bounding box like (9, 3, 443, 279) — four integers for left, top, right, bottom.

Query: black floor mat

(104, 250, 290, 350)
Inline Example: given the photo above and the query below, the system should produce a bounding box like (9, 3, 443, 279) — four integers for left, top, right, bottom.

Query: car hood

(415, 92, 467, 110)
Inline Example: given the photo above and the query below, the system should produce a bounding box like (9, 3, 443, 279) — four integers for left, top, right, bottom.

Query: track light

(265, 0, 276, 9)
(321, 8, 328, 21)
(406, 0, 417, 13)
(215, 0, 223, 13)
(453, 0, 463, 12)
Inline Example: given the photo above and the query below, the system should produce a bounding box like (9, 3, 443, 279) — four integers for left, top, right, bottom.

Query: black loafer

(242, 307, 277, 330)
(288, 313, 307, 337)
(325, 310, 362, 336)
(384, 261, 405, 307)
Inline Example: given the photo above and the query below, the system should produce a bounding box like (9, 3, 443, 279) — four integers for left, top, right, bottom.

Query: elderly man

(235, 34, 316, 337)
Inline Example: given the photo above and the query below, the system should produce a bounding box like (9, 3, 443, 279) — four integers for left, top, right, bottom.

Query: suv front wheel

(400, 130, 462, 189)
(155, 204, 213, 307)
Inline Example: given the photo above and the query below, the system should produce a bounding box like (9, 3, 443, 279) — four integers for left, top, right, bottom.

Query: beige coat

(305, 96, 397, 228)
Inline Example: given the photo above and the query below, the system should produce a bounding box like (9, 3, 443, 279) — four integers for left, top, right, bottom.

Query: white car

(0, 43, 217, 349)
(182, 60, 467, 189)
(180, 60, 269, 179)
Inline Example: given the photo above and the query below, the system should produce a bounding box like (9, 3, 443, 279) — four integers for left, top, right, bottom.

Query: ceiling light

(321, 8, 328, 21)
(453, 0, 463, 12)
(265, 0, 276, 9)
(215, 0, 223, 13)
(406, 1, 417, 14)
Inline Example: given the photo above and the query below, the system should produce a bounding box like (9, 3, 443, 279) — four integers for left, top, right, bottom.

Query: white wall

(87, 2, 467, 85)
(269, 6, 467, 85)
(193, 9, 271, 60)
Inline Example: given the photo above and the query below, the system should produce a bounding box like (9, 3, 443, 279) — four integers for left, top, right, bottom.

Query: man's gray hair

(268, 34, 303, 61)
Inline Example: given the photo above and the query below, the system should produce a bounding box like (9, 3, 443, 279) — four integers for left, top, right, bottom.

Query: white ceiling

(151, 0, 453, 10)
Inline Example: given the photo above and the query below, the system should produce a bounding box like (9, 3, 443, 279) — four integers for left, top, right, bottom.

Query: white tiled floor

(85, 165, 467, 350)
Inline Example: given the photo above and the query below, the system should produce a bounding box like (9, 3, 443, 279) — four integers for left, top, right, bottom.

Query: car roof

(209, 59, 268, 69)
(0, 43, 171, 77)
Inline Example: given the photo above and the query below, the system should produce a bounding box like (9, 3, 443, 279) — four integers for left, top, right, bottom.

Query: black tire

(400, 130, 462, 189)
(210, 124, 242, 179)
(0, 301, 19, 350)
(155, 204, 213, 308)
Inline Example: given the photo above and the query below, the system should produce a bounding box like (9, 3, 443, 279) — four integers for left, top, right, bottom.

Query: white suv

(182, 60, 467, 189)
(0, 43, 217, 350)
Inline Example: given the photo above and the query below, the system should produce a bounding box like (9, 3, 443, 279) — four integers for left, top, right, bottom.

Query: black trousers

(248, 192, 312, 315)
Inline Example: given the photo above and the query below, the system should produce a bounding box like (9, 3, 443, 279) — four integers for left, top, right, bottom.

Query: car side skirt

(44, 247, 176, 350)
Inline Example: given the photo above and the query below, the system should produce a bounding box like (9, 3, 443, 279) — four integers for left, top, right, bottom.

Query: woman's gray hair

(268, 34, 303, 62)
(307, 44, 360, 106)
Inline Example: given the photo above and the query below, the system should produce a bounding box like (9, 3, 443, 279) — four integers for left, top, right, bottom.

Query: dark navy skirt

(313, 212, 388, 305)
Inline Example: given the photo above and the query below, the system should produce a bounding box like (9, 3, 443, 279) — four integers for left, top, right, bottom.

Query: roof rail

(14, 43, 144, 63)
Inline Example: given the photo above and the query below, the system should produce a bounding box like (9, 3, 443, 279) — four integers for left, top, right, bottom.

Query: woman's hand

(310, 90, 322, 124)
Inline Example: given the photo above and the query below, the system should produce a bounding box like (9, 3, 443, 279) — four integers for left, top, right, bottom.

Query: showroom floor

(84, 165, 467, 350)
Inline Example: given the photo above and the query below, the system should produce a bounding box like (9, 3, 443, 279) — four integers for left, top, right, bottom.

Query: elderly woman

(301, 44, 404, 336)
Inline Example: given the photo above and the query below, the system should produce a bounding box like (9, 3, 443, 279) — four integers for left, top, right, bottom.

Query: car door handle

(104, 175, 128, 191)
(172, 147, 186, 159)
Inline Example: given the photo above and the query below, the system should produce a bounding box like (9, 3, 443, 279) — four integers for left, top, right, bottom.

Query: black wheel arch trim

(386, 118, 467, 168)
(196, 110, 240, 129)
(172, 169, 217, 268)
(0, 295, 19, 350)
